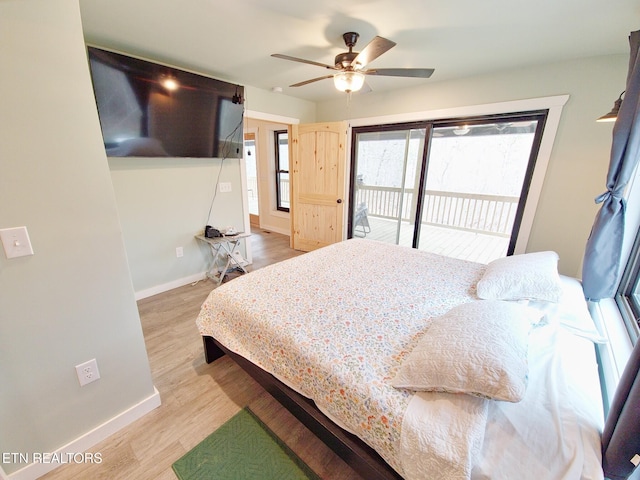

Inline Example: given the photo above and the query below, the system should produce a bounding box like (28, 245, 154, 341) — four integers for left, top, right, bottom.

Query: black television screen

(87, 46, 244, 158)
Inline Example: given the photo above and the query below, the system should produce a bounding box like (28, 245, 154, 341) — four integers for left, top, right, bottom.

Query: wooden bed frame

(203, 335, 403, 480)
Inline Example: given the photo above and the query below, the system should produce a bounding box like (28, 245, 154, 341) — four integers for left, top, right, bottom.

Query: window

(274, 130, 290, 212)
(614, 158, 640, 343)
(616, 230, 640, 342)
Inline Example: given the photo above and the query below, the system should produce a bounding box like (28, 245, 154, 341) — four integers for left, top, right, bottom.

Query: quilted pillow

(476, 251, 563, 302)
(391, 301, 537, 402)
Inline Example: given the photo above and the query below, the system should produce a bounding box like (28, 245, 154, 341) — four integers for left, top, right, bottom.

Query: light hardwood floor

(40, 229, 362, 480)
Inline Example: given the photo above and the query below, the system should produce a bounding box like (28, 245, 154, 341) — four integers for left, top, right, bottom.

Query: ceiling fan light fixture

(333, 71, 365, 93)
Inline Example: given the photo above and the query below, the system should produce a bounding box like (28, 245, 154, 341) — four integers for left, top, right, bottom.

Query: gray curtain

(582, 30, 640, 300)
(601, 337, 640, 479)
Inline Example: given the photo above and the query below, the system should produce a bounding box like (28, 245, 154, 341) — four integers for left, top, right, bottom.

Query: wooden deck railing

(355, 185, 519, 237)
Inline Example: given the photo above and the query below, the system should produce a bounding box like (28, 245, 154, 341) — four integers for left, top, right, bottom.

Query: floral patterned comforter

(196, 238, 486, 476)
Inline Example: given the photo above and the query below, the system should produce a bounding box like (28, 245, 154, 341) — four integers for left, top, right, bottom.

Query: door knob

(337, 199, 343, 204)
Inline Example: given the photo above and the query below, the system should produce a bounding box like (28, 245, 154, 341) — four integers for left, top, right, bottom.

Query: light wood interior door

(290, 121, 347, 251)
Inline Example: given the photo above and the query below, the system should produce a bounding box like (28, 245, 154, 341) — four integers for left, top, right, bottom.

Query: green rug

(172, 408, 321, 480)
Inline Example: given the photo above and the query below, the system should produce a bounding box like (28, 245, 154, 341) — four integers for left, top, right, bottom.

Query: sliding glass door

(349, 112, 546, 263)
(351, 124, 426, 247)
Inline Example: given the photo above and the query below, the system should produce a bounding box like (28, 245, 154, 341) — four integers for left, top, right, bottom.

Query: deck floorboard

(358, 216, 509, 264)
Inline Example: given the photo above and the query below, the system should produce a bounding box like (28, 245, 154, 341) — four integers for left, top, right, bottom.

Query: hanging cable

(205, 107, 245, 226)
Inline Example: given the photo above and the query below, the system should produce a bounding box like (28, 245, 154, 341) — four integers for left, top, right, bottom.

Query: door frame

(243, 131, 260, 227)
(244, 111, 300, 236)
(346, 94, 569, 254)
(348, 112, 548, 254)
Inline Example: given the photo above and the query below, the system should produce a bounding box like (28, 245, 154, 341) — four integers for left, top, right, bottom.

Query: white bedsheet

(473, 324, 604, 479)
(399, 276, 604, 480)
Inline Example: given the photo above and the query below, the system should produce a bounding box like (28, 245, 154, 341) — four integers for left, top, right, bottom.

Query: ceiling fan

(271, 32, 434, 93)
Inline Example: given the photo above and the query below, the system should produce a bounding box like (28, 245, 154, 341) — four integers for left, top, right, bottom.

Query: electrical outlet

(176, 246, 183, 258)
(75, 359, 100, 386)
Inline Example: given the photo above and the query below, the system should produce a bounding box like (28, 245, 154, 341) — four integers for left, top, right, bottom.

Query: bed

(196, 238, 612, 479)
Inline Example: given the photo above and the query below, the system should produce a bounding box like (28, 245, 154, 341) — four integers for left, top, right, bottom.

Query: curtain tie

(595, 190, 623, 204)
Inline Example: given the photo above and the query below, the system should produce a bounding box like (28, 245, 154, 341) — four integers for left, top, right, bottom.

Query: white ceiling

(79, 0, 640, 102)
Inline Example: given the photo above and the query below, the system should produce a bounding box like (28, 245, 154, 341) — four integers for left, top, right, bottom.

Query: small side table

(195, 232, 251, 285)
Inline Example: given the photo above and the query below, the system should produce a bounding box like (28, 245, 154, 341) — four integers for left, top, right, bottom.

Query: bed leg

(203, 336, 225, 363)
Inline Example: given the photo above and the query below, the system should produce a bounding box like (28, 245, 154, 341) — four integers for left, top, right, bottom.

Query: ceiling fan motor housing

(335, 51, 358, 69)
(335, 32, 361, 69)
(342, 32, 359, 48)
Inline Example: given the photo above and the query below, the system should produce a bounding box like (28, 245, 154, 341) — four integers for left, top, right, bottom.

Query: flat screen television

(87, 46, 244, 158)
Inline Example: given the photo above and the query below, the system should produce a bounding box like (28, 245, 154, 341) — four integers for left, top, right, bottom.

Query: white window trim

(589, 298, 634, 410)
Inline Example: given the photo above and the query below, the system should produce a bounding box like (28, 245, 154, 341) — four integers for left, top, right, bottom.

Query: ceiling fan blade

(352, 36, 396, 68)
(289, 74, 334, 87)
(357, 81, 372, 94)
(363, 68, 435, 78)
(271, 53, 337, 70)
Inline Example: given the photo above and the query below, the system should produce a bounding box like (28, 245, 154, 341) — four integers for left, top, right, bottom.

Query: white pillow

(392, 301, 537, 402)
(476, 251, 563, 302)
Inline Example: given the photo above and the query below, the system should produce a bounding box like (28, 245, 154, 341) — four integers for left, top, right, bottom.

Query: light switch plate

(0, 226, 34, 259)
(219, 182, 232, 193)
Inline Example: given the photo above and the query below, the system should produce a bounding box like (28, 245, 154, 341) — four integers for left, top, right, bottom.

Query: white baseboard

(134, 259, 261, 301)
(7, 388, 161, 480)
(135, 272, 207, 300)
(257, 223, 289, 236)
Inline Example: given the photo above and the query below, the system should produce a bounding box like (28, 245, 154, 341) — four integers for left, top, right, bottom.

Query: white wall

(104, 88, 315, 298)
(245, 86, 316, 124)
(0, 0, 157, 476)
(317, 55, 627, 277)
(108, 156, 245, 296)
